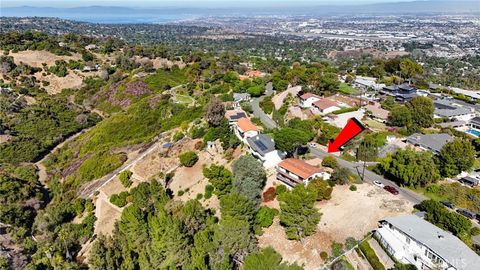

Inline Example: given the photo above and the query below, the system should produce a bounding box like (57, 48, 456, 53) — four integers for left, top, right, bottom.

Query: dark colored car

(441, 200, 455, 210)
(456, 208, 476, 220)
(384, 185, 399, 195)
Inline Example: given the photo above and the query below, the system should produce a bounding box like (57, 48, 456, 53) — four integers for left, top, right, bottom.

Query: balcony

(276, 171, 303, 187)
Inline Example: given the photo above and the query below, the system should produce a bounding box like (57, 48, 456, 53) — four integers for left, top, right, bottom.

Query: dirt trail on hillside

(35, 127, 93, 186)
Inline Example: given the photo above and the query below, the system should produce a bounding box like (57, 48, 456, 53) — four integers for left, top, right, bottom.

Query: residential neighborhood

(1, 2, 480, 270)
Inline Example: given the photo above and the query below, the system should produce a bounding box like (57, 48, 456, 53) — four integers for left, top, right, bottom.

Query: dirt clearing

(258, 184, 413, 270)
(94, 191, 122, 236)
(9, 50, 81, 67)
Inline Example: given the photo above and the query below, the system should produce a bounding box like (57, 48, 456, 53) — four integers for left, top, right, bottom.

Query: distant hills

(2, 1, 479, 23)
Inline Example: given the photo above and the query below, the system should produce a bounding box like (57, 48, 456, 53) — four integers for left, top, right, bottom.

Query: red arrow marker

(327, 118, 365, 153)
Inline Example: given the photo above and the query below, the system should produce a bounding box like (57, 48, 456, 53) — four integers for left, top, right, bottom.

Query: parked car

(384, 185, 399, 195)
(456, 208, 476, 220)
(373, 180, 385, 188)
(441, 200, 455, 210)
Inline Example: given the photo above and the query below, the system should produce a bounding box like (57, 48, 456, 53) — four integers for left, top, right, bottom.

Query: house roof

(225, 109, 247, 121)
(438, 121, 466, 128)
(300, 92, 321, 100)
(233, 93, 251, 102)
(406, 133, 453, 154)
(471, 116, 480, 124)
(383, 215, 480, 270)
(237, 118, 259, 132)
(435, 107, 471, 117)
(247, 134, 276, 156)
(313, 98, 340, 110)
(460, 176, 479, 185)
(278, 158, 323, 179)
(365, 103, 389, 120)
(398, 83, 417, 92)
(434, 99, 472, 117)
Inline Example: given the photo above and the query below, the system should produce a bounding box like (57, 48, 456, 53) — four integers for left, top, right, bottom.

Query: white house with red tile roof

(234, 117, 260, 142)
(311, 98, 342, 115)
(299, 92, 322, 108)
(276, 158, 330, 187)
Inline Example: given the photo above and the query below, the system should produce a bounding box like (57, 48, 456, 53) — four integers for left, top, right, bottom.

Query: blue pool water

(467, 129, 480, 137)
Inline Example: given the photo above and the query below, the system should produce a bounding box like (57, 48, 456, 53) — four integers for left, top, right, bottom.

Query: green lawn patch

(338, 83, 360, 95)
(145, 68, 185, 92)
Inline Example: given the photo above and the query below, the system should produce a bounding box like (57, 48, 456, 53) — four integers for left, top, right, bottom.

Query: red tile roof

(313, 98, 340, 110)
(300, 93, 321, 100)
(237, 118, 259, 132)
(278, 158, 323, 179)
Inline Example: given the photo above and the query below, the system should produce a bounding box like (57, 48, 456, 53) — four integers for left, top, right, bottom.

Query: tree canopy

(231, 155, 267, 203)
(379, 148, 440, 187)
(278, 184, 321, 240)
(439, 138, 475, 177)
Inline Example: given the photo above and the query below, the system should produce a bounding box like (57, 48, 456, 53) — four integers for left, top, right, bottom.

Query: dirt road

(35, 127, 93, 186)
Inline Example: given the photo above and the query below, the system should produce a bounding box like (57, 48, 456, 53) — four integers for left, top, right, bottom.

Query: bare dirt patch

(34, 71, 85, 95)
(94, 191, 122, 236)
(258, 184, 413, 270)
(9, 50, 81, 67)
(0, 134, 12, 144)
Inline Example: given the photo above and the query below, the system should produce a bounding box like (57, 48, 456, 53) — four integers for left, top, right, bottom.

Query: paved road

(309, 146, 426, 205)
(250, 82, 278, 129)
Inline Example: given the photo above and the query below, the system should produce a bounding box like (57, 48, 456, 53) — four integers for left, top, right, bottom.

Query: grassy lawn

(338, 83, 360, 95)
(145, 69, 185, 92)
(473, 158, 480, 170)
(174, 95, 194, 104)
(363, 119, 388, 132)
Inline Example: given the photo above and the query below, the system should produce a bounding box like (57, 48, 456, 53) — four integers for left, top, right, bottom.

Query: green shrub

(331, 241, 344, 257)
(322, 156, 338, 168)
(72, 198, 86, 215)
(119, 170, 133, 188)
(275, 184, 287, 195)
(179, 151, 199, 167)
(196, 193, 203, 200)
(259, 96, 274, 114)
(359, 241, 386, 270)
(333, 107, 360, 115)
(177, 190, 185, 196)
(255, 206, 278, 228)
(191, 126, 206, 139)
(173, 131, 185, 142)
(350, 185, 357, 191)
(110, 191, 129, 207)
(204, 185, 214, 199)
(320, 251, 328, 261)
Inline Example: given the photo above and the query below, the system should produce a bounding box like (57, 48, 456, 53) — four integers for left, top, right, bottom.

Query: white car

(373, 181, 385, 188)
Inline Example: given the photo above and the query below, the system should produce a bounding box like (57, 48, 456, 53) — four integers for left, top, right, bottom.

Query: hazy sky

(1, 0, 423, 8)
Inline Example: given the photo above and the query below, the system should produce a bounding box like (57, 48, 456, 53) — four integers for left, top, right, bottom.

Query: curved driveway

(250, 82, 278, 129)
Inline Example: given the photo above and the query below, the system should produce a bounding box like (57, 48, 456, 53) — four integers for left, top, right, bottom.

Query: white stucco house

(276, 158, 330, 188)
(311, 98, 342, 115)
(234, 117, 260, 142)
(375, 214, 480, 270)
(246, 134, 285, 168)
(299, 93, 322, 108)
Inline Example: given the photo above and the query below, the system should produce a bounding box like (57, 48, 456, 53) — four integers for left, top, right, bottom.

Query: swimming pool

(467, 129, 480, 137)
